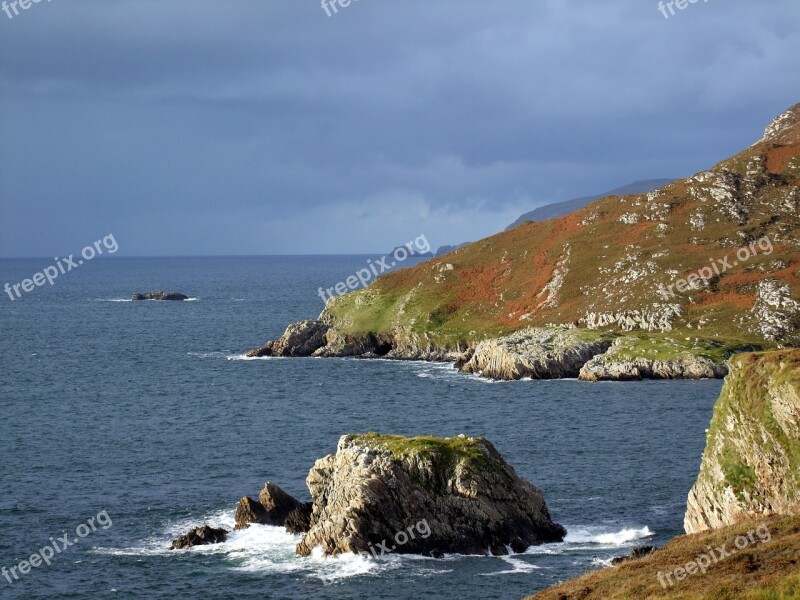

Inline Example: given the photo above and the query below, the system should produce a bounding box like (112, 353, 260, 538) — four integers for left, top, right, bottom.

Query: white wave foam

(227, 354, 283, 361)
(187, 351, 232, 359)
(92, 508, 454, 585)
(481, 555, 541, 576)
(565, 526, 654, 546)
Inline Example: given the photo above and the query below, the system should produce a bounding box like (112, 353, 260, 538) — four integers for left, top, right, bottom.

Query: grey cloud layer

(1, 0, 798, 255)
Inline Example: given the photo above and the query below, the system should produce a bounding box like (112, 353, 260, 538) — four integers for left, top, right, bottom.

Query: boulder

(284, 502, 313, 534)
(132, 291, 189, 301)
(170, 525, 228, 549)
(234, 482, 304, 529)
(295, 433, 565, 557)
(234, 496, 270, 530)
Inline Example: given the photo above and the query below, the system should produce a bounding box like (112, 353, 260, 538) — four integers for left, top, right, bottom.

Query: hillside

(248, 104, 800, 378)
(506, 179, 675, 230)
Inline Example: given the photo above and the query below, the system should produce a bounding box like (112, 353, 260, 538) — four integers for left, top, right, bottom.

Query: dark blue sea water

(0, 256, 721, 599)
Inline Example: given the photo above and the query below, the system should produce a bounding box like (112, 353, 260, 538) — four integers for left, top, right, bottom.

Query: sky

(0, 0, 798, 257)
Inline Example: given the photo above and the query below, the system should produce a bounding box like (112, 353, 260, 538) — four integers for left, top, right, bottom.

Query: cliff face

(295, 434, 565, 557)
(684, 349, 800, 533)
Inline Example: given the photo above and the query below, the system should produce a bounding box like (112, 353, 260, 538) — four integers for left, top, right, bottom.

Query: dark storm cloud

(1, 0, 798, 255)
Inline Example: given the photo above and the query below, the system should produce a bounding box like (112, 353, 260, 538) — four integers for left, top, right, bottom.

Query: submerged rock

(684, 350, 800, 533)
(131, 291, 189, 301)
(458, 327, 613, 380)
(295, 433, 565, 557)
(170, 525, 228, 549)
(234, 482, 304, 529)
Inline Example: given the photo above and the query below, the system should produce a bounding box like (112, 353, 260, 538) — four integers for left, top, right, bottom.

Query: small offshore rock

(170, 525, 228, 549)
(234, 496, 270, 530)
(233, 482, 304, 529)
(131, 291, 189, 301)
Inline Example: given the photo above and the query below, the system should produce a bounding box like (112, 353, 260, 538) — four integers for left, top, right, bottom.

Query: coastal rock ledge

(295, 433, 565, 557)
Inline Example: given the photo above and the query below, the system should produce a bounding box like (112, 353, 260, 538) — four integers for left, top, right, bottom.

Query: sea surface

(0, 256, 722, 599)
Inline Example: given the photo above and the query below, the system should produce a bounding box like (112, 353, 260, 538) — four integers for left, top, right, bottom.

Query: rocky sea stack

(295, 433, 565, 557)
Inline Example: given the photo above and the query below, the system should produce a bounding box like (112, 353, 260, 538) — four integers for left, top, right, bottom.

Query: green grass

(606, 334, 765, 363)
(351, 433, 492, 471)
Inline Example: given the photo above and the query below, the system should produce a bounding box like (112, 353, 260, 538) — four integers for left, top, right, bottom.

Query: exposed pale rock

(459, 328, 612, 380)
(246, 320, 330, 357)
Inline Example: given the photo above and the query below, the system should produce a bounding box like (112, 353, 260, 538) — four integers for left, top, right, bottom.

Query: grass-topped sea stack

(295, 434, 565, 557)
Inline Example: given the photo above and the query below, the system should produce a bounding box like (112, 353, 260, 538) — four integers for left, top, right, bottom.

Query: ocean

(0, 256, 721, 599)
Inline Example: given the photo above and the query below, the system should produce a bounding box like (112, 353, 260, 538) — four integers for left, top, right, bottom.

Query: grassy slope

(526, 515, 800, 600)
(324, 108, 800, 355)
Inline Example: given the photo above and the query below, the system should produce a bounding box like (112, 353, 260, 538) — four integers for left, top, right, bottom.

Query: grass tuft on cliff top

(352, 433, 492, 469)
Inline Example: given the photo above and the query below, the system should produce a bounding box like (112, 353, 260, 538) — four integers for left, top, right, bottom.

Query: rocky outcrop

(132, 291, 189, 301)
(684, 350, 800, 534)
(234, 482, 304, 529)
(579, 355, 727, 381)
(578, 336, 730, 381)
(749, 279, 800, 344)
(295, 433, 565, 557)
(171, 525, 228, 549)
(247, 317, 469, 363)
(246, 320, 330, 357)
(458, 328, 613, 380)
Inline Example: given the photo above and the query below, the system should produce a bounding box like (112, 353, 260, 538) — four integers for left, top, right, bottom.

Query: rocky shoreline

(245, 319, 735, 382)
